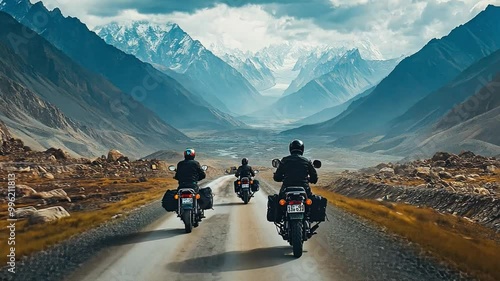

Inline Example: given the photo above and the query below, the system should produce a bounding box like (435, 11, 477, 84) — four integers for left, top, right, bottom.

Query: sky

(38, 0, 500, 59)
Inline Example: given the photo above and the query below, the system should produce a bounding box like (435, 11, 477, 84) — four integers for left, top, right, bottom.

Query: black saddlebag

(267, 194, 281, 222)
(161, 189, 177, 212)
(309, 195, 327, 222)
(199, 187, 214, 210)
(251, 179, 260, 192)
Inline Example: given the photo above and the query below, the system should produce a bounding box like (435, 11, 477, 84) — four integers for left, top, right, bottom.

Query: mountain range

(94, 21, 262, 115)
(294, 86, 375, 126)
(219, 53, 276, 91)
(0, 0, 243, 129)
(254, 49, 400, 119)
(0, 12, 187, 158)
(212, 42, 384, 98)
(287, 6, 500, 139)
(363, 48, 500, 156)
(1, 0, 498, 158)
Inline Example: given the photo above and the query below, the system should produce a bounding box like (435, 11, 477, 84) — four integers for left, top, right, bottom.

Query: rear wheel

(243, 191, 249, 204)
(182, 210, 193, 233)
(291, 220, 303, 258)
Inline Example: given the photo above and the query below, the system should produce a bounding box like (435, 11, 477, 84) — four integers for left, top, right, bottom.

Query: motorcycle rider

(273, 139, 317, 198)
(234, 158, 256, 192)
(174, 148, 206, 192)
(235, 158, 255, 178)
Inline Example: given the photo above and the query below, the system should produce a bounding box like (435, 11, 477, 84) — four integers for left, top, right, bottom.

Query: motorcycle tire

(291, 220, 303, 258)
(243, 191, 249, 204)
(182, 210, 193, 233)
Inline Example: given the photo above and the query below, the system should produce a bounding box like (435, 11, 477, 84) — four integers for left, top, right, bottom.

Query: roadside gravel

(0, 199, 169, 281)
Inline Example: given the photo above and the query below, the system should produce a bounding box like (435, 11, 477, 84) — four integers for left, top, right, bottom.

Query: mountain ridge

(0, 0, 243, 129)
(0, 11, 188, 158)
(287, 5, 500, 138)
(256, 49, 399, 119)
(95, 20, 262, 115)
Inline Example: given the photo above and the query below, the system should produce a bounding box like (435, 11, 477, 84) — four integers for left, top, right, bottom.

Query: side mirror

(272, 159, 281, 168)
(168, 165, 176, 172)
(201, 165, 208, 171)
(254, 170, 260, 174)
(313, 160, 322, 169)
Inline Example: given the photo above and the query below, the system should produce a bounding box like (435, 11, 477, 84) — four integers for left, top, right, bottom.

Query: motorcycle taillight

(181, 193, 193, 198)
(288, 200, 303, 205)
(242, 178, 249, 184)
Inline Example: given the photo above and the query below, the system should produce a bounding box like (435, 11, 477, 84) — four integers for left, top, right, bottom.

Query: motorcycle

(271, 158, 322, 258)
(168, 164, 208, 233)
(235, 170, 259, 204)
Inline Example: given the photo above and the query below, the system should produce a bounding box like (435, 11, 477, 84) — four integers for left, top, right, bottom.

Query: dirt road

(68, 176, 462, 281)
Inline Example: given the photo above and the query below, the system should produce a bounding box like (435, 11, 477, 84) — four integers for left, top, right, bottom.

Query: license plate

(242, 184, 250, 188)
(287, 204, 305, 213)
(181, 198, 193, 204)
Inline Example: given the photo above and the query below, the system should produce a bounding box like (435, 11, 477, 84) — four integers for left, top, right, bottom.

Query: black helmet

(242, 158, 248, 165)
(184, 148, 196, 160)
(289, 139, 304, 155)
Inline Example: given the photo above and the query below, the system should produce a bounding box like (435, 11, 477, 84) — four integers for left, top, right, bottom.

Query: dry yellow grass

(313, 187, 500, 281)
(0, 177, 175, 264)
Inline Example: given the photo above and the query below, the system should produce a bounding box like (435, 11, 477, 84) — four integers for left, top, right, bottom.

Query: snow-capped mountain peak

(95, 20, 261, 115)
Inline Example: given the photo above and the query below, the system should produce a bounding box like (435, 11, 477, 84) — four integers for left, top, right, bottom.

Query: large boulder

(378, 167, 395, 176)
(486, 165, 497, 174)
(474, 187, 491, 196)
(32, 189, 71, 202)
(413, 167, 431, 179)
(28, 206, 70, 225)
(432, 152, 453, 162)
(42, 172, 55, 179)
(107, 149, 124, 162)
(432, 160, 446, 167)
(459, 151, 475, 159)
(45, 148, 71, 160)
(15, 185, 37, 197)
(438, 171, 453, 179)
(15, 206, 37, 218)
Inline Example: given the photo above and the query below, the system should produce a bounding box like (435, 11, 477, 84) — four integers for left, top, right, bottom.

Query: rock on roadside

(32, 189, 71, 202)
(16, 206, 37, 218)
(107, 149, 124, 162)
(16, 185, 37, 197)
(28, 206, 70, 225)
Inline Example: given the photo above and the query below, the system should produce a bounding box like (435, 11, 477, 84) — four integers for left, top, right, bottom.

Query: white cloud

(37, 0, 500, 58)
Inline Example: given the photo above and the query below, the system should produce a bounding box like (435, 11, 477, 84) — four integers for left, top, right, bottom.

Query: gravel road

(1, 176, 468, 281)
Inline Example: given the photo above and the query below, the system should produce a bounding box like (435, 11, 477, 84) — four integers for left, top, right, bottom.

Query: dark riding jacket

(235, 164, 255, 178)
(273, 153, 317, 197)
(174, 159, 206, 190)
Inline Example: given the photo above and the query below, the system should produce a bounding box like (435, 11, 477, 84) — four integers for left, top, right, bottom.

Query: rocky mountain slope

(95, 21, 262, 115)
(283, 47, 348, 96)
(0, 0, 243, 129)
(386, 49, 500, 138)
(219, 53, 276, 91)
(0, 12, 188, 158)
(362, 49, 500, 157)
(0, 76, 104, 156)
(417, 73, 500, 155)
(257, 49, 399, 119)
(289, 5, 500, 137)
(295, 86, 375, 126)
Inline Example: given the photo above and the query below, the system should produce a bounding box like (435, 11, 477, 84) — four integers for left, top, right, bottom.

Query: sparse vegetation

(0, 177, 176, 265)
(312, 187, 500, 281)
